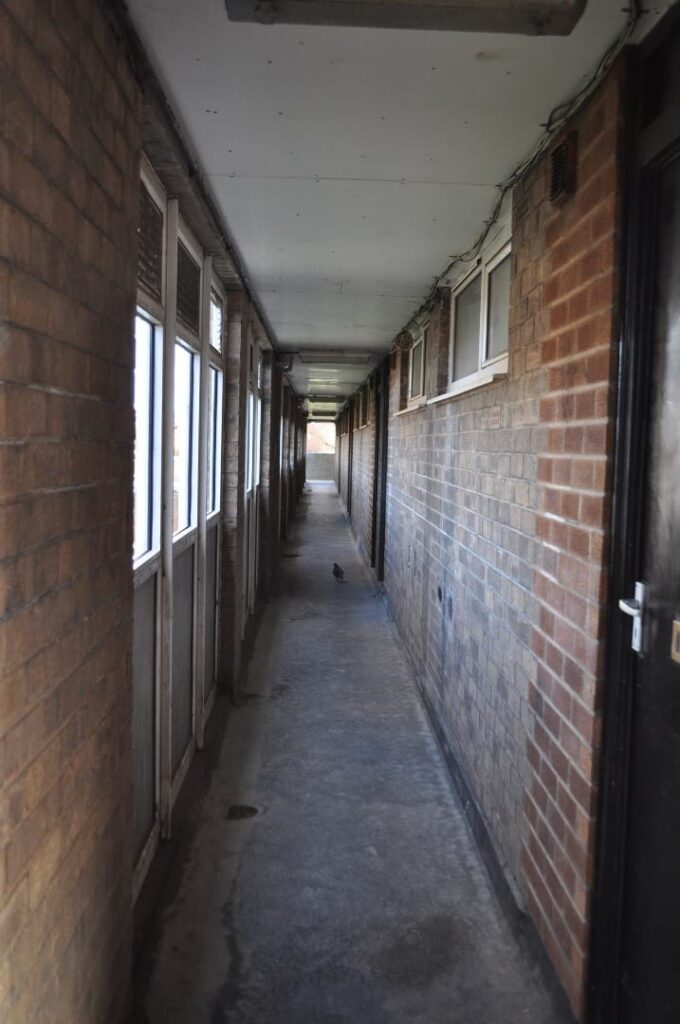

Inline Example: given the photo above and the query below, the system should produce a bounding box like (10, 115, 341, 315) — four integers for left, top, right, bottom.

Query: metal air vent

(177, 241, 201, 334)
(549, 133, 577, 206)
(138, 182, 163, 301)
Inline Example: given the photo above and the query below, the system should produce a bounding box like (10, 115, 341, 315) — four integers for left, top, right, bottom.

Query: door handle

(619, 582, 645, 654)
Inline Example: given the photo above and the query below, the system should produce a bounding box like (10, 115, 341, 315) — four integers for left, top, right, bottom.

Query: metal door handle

(619, 582, 645, 653)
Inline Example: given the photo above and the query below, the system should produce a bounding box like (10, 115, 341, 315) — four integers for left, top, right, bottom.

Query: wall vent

(138, 182, 163, 301)
(549, 133, 577, 206)
(177, 241, 201, 334)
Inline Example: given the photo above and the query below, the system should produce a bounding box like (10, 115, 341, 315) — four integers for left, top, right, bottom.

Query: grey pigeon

(333, 563, 345, 582)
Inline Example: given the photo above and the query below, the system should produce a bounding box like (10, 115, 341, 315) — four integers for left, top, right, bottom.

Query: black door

(370, 359, 389, 577)
(618, 78, 680, 1022)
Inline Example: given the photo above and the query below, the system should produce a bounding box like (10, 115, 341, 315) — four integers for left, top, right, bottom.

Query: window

(177, 241, 201, 335)
(138, 183, 163, 302)
(207, 366, 223, 515)
(450, 240, 511, 386)
(245, 348, 262, 493)
(409, 329, 426, 400)
(210, 290, 223, 353)
(452, 274, 482, 382)
(133, 314, 161, 561)
(486, 250, 511, 360)
(173, 342, 199, 534)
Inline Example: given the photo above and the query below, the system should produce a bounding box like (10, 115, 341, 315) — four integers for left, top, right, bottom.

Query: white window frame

(133, 310, 163, 569)
(172, 338, 200, 540)
(408, 326, 427, 403)
(132, 158, 168, 900)
(209, 287, 224, 355)
(138, 156, 167, 322)
(207, 273, 226, 523)
(176, 219, 203, 351)
(448, 237, 511, 391)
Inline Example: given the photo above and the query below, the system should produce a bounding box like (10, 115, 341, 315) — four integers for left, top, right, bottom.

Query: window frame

(206, 364, 224, 517)
(172, 337, 200, 540)
(209, 288, 224, 355)
(481, 241, 512, 367)
(134, 157, 167, 574)
(176, 219, 203, 350)
(133, 310, 163, 569)
(408, 326, 427, 403)
(448, 238, 511, 390)
(138, 157, 167, 321)
(207, 273, 226, 523)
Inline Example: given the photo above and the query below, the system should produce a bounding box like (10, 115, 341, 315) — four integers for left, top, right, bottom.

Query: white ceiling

(128, 0, 633, 410)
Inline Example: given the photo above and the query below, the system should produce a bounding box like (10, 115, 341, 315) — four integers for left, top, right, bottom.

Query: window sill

(394, 396, 427, 418)
(134, 549, 161, 586)
(172, 526, 198, 555)
(428, 362, 507, 406)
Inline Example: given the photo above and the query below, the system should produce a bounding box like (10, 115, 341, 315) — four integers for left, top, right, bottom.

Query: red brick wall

(343, 65, 625, 1018)
(523, 65, 624, 1015)
(0, 3, 141, 1021)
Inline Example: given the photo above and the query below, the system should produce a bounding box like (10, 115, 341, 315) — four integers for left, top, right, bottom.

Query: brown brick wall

(342, 66, 625, 1018)
(0, 2, 141, 1022)
(523, 65, 624, 1015)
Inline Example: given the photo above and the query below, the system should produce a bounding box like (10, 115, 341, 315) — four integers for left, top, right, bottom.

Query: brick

(343, 61, 628, 1024)
(0, 4, 141, 1022)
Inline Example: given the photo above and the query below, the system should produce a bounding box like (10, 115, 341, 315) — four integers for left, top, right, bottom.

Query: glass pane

(207, 367, 223, 514)
(453, 274, 482, 381)
(487, 254, 511, 360)
(210, 290, 223, 352)
(173, 343, 193, 534)
(254, 395, 262, 488)
(134, 316, 153, 560)
(410, 340, 423, 397)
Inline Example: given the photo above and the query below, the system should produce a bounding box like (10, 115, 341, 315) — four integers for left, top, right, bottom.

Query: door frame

(588, 15, 680, 1020)
(374, 358, 389, 581)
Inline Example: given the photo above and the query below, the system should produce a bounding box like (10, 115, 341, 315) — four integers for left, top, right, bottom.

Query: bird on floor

(333, 563, 345, 582)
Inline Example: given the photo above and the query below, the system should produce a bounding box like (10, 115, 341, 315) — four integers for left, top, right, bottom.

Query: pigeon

(333, 563, 345, 582)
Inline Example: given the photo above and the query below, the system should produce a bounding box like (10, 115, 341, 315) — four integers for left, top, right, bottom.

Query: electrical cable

(399, 0, 643, 336)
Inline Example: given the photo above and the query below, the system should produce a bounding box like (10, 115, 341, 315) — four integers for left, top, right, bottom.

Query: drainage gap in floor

(227, 804, 261, 820)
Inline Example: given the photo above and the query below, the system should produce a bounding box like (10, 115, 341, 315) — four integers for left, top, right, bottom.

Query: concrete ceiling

(127, 0, 631, 415)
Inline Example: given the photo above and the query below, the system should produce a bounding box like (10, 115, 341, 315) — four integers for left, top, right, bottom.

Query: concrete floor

(135, 483, 569, 1024)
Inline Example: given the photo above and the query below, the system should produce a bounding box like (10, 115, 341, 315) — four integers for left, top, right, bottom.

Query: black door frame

(588, 12, 680, 1020)
(346, 401, 353, 518)
(369, 358, 390, 579)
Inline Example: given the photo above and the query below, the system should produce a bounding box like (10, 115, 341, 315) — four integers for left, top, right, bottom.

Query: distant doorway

(306, 422, 336, 482)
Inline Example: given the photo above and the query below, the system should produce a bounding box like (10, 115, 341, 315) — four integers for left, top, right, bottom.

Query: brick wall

(0, 2, 141, 1022)
(342, 66, 625, 1018)
(523, 65, 624, 1014)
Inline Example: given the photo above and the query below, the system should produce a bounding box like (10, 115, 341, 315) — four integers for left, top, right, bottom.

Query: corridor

(135, 484, 567, 1024)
